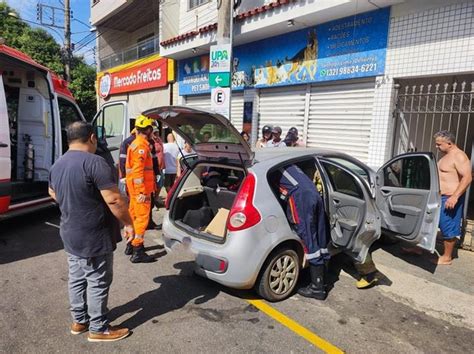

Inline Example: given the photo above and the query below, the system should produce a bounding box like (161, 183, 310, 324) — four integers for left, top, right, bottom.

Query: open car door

(92, 101, 128, 164)
(0, 75, 11, 214)
(375, 153, 441, 252)
(318, 158, 380, 263)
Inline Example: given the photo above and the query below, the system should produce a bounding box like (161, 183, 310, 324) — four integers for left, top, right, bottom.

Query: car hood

(143, 106, 254, 165)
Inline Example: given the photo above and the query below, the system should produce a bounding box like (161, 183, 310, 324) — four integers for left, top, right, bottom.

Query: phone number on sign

(320, 63, 377, 77)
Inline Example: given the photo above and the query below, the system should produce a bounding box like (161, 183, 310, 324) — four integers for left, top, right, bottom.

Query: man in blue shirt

(49, 122, 133, 342)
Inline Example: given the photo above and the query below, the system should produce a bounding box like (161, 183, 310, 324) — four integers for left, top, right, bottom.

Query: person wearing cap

(124, 115, 157, 263)
(284, 131, 298, 147)
(267, 126, 286, 147)
(286, 127, 305, 147)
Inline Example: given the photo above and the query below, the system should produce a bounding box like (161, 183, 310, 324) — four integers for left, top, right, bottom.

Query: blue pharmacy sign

(178, 7, 390, 95)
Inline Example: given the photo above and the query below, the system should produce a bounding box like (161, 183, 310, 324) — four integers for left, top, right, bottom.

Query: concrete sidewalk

(370, 245, 474, 330)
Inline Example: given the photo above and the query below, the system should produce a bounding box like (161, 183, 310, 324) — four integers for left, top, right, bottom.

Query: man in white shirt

(267, 126, 286, 148)
(163, 133, 180, 192)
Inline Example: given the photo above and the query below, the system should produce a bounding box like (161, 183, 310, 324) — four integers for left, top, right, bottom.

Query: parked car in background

(129, 106, 441, 301)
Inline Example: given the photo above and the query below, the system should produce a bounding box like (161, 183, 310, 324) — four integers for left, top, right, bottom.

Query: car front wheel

(256, 248, 300, 302)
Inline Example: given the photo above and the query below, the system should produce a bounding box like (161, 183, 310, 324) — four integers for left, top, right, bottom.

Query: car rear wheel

(256, 248, 300, 302)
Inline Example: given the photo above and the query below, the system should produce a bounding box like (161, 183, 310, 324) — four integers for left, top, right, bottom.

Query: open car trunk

(169, 162, 246, 243)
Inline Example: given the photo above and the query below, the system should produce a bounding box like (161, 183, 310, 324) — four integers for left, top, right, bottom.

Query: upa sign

(210, 44, 231, 73)
(211, 87, 230, 118)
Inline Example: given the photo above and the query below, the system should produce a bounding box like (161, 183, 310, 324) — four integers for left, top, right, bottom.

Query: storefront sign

(178, 7, 390, 95)
(210, 44, 231, 73)
(98, 57, 168, 98)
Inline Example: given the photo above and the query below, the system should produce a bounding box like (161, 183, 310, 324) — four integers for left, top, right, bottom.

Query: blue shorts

(439, 194, 465, 239)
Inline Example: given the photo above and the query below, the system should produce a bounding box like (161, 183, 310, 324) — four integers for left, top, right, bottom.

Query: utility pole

(217, 0, 232, 45)
(64, 0, 71, 82)
(216, 0, 233, 120)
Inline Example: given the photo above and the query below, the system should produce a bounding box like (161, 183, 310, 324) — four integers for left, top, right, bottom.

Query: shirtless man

(433, 130, 472, 264)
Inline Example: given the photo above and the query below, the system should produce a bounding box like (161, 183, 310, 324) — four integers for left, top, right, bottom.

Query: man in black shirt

(49, 122, 133, 342)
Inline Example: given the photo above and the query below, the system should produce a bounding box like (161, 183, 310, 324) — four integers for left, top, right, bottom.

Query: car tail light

(227, 173, 261, 232)
(165, 173, 185, 210)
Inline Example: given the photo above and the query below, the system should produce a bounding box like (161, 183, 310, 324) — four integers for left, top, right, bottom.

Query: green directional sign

(209, 72, 231, 88)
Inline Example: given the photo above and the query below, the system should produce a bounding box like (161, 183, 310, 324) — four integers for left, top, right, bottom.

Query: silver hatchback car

(144, 106, 441, 302)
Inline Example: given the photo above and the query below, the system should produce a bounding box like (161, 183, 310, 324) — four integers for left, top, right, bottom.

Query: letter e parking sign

(211, 87, 230, 119)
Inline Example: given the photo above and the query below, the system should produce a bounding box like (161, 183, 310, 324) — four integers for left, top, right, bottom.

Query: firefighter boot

(297, 264, 327, 300)
(130, 245, 156, 263)
(124, 242, 133, 256)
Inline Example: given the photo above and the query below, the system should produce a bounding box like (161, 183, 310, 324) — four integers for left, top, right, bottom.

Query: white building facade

(159, 0, 473, 170)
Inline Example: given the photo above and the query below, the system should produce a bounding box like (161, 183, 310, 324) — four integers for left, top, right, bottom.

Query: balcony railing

(99, 36, 159, 71)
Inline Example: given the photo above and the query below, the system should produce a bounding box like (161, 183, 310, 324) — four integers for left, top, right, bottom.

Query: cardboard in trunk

(204, 208, 230, 238)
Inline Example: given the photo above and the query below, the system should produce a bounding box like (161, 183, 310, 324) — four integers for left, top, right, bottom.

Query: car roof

(250, 147, 372, 172)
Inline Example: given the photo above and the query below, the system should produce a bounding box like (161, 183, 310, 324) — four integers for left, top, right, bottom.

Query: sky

(5, 0, 95, 65)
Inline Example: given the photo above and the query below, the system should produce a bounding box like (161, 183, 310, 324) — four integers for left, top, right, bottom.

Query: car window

(325, 157, 369, 183)
(102, 104, 125, 138)
(382, 156, 430, 190)
(58, 97, 82, 129)
(321, 161, 364, 199)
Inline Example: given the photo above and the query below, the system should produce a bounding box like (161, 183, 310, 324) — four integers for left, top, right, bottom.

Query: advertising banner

(178, 7, 390, 95)
(98, 57, 168, 98)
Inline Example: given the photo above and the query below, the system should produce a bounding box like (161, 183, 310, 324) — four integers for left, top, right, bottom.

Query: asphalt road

(1, 207, 473, 353)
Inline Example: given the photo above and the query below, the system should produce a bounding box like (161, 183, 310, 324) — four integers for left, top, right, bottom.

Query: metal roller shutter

(229, 92, 244, 132)
(258, 85, 307, 141)
(184, 93, 244, 130)
(307, 80, 375, 163)
(185, 95, 211, 110)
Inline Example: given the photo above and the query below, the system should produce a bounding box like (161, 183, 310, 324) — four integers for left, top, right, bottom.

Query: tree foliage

(0, 2, 96, 120)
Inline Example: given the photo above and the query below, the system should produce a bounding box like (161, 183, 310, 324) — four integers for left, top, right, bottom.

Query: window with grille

(189, 0, 210, 10)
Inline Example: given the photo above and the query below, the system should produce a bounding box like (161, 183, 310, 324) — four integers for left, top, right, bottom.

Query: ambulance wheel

(256, 248, 300, 302)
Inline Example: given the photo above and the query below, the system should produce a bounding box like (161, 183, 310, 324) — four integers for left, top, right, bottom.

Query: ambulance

(0, 44, 86, 219)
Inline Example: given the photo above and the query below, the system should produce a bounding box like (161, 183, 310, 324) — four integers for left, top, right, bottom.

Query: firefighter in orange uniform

(125, 115, 156, 263)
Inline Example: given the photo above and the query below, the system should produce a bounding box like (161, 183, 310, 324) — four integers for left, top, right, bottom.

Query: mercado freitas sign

(97, 54, 175, 98)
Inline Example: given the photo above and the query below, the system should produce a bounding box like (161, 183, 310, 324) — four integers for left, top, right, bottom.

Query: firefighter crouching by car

(125, 115, 156, 263)
(277, 165, 330, 300)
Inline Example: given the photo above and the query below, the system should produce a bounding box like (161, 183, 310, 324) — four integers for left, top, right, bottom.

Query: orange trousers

(129, 194, 151, 247)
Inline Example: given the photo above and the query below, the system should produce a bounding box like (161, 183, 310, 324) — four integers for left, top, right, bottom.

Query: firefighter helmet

(135, 114, 154, 128)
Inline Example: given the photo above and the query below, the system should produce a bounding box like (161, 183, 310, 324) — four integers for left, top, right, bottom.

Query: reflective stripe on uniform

(305, 248, 329, 260)
(282, 170, 299, 187)
(133, 178, 144, 184)
(130, 143, 137, 149)
(126, 168, 133, 174)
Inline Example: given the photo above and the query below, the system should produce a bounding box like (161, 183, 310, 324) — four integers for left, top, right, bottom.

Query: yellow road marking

(247, 299, 344, 354)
